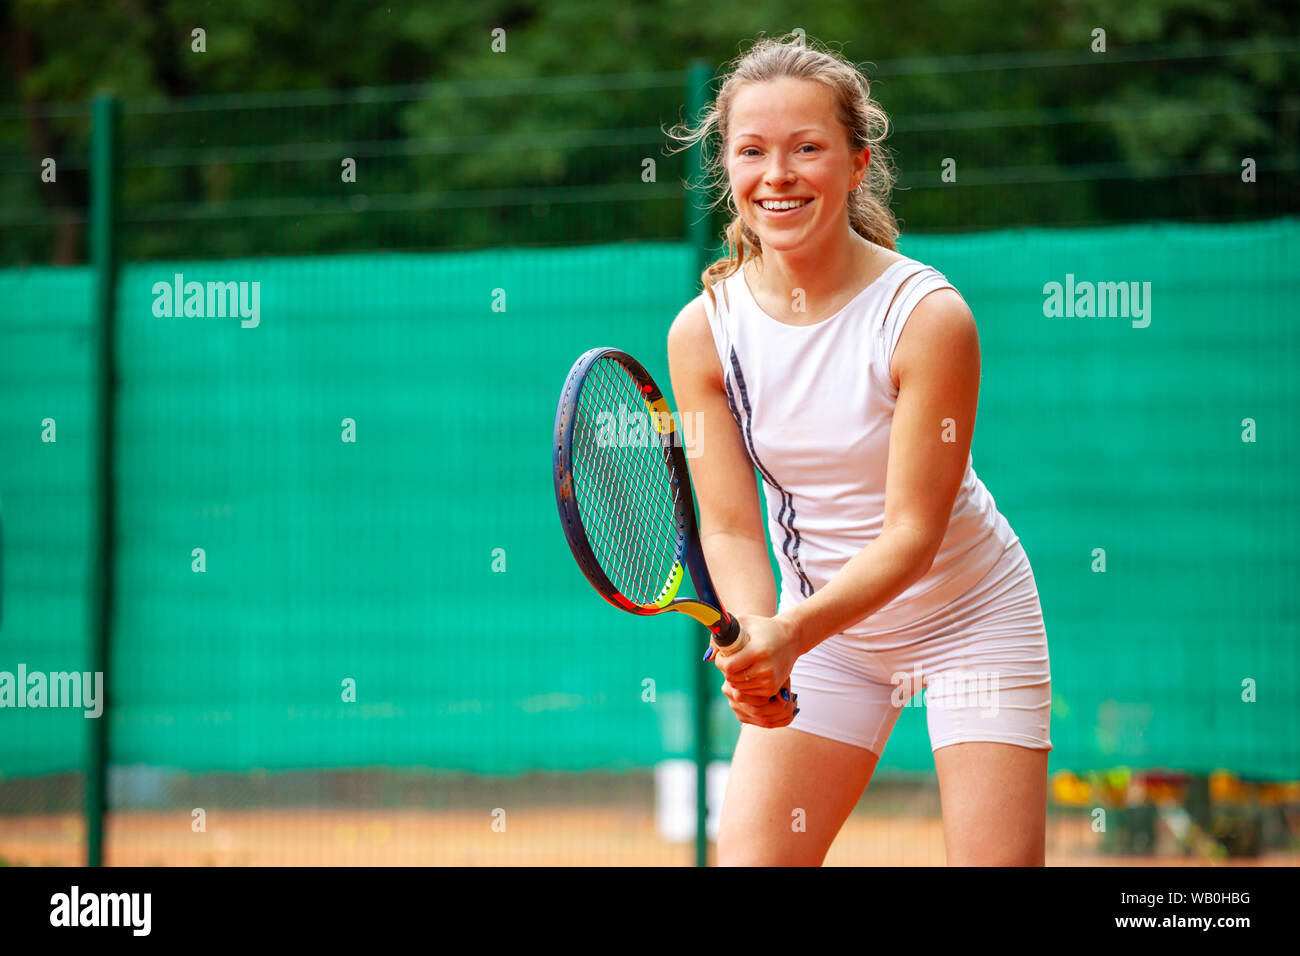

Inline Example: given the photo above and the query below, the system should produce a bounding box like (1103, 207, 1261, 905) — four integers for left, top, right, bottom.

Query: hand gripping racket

(553, 346, 746, 651)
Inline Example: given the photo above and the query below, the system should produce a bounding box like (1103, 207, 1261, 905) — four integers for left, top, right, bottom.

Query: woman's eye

(740, 145, 817, 157)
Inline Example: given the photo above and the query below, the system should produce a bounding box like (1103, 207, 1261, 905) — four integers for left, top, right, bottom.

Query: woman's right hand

(720, 676, 798, 728)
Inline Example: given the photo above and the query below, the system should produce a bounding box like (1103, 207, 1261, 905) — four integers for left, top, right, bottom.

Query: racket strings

(571, 358, 685, 605)
(573, 370, 683, 600)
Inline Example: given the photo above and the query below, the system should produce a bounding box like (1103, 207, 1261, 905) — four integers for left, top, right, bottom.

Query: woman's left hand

(709, 613, 802, 713)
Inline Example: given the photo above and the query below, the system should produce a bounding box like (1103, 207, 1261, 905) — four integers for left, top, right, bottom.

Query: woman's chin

(755, 229, 810, 252)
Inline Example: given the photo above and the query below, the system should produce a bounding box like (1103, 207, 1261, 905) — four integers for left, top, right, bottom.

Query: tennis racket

(552, 346, 745, 651)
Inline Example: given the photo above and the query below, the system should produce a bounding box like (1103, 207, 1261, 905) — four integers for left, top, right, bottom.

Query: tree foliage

(1, 0, 1296, 263)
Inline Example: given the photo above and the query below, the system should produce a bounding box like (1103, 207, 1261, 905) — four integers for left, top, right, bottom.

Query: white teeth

(759, 199, 809, 211)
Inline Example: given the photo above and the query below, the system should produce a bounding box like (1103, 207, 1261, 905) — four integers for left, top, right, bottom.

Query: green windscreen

(108, 243, 700, 775)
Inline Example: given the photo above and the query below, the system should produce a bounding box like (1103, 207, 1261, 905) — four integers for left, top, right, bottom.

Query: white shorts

(787, 542, 1052, 754)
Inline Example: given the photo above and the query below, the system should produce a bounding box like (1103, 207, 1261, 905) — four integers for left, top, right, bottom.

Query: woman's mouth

(755, 197, 813, 219)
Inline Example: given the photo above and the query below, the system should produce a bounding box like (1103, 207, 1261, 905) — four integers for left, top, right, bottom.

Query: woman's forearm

(779, 525, 935, 655)
(700, 529, 778, 621)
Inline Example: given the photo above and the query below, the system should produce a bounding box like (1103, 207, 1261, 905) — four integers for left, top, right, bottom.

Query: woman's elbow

(887, 522, 945, 579)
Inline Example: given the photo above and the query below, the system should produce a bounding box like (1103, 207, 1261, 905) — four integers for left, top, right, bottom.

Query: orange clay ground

(1, 810, 1294, 866)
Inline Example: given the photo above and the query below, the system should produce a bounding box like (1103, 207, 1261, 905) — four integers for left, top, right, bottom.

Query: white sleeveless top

(702, 254, 1021, 640)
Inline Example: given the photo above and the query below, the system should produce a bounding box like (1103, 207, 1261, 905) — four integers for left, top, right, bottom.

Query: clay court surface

(2, 811, 1294, 866)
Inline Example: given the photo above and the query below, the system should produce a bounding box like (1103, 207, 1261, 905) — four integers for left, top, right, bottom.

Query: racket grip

(714, 614, 743, 649)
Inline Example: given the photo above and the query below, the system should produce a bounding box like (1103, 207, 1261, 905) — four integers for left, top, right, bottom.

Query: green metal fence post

(685, 59, 714, 868)
(88, 94, 121, 868)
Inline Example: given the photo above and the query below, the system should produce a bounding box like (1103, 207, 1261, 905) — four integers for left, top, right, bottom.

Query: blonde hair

(666, 33, 899, 309)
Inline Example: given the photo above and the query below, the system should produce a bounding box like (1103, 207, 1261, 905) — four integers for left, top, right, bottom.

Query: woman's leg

(933, 741, 1049, 865)
(716, 725, 879, 866)
(921, 546, 1053, 865)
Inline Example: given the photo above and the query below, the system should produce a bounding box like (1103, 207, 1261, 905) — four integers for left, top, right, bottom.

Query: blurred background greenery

(2, 0, 1298, 264)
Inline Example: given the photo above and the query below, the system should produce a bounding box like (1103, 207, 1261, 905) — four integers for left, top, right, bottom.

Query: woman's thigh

(934, 741, 1049, 865)
(716, 725, 879, 866)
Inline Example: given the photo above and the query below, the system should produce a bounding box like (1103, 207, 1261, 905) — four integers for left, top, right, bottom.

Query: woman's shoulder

(873, 246, 913, 270)
(668, 289, 718, 357)
(668, 291, 727, 388)
(871, 246, 941, 280)
(685, 269, 743, 333)
(670, 292, 710, 337)
(869, 246, 961, 311)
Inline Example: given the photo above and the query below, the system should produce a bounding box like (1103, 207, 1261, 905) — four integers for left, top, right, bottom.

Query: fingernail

(769, 695, 778, 703)
(702, 647, 716, 662)
(793, 707, 800, 717)
(780, 688, 791, 702)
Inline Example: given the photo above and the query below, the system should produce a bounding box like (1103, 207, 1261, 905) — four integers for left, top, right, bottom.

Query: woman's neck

(745, 234, 888, 323)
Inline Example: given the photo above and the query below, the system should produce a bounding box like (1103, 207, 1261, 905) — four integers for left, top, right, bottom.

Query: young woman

(666, 36, 1052, 866)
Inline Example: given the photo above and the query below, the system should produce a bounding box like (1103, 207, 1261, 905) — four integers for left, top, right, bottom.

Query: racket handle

(714, 614, 745, 649)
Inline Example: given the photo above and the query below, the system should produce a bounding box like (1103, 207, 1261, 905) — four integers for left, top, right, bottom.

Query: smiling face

(725, 76, 869, 254)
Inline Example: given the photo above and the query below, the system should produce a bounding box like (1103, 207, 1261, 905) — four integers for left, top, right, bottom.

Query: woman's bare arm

(666, 294, 777, 621)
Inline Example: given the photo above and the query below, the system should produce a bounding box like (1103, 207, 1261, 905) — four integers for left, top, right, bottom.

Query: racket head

(553, 347, 694, 611)
(552, 347, 742, 647)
